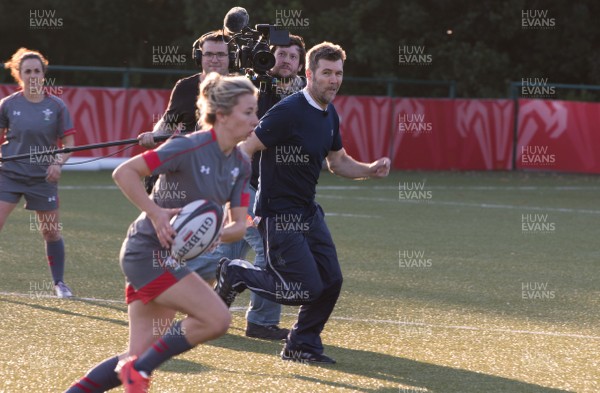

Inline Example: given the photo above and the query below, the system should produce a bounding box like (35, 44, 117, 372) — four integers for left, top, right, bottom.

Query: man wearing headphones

(138, 30, 233, 147)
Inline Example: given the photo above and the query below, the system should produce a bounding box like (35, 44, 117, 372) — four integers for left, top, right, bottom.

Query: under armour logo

(200, 165, 210, 174)
(13, 110, 21, 116)
(48, 196, 56, 202)
(42, 108, 53, 121)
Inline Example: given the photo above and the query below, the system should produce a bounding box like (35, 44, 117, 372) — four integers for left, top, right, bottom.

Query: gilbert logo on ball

(170, 199, 223, 261)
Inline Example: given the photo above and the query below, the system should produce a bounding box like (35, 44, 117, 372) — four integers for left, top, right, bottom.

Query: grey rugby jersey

(0, 91, 75, 180)
(124, 129, 251, 245)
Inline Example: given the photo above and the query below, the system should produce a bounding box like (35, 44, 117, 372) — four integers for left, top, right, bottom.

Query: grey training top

(0, 91, 75, 180)
(123, 129, 251, 251)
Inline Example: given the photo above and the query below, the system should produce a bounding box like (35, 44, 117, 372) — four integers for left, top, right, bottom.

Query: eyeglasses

(204, 52, 228, 60)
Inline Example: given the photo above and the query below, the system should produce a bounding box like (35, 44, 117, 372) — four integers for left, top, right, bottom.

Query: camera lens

(253, 51, 276, 73)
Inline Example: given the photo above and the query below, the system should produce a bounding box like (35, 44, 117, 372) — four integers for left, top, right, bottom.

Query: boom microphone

(224, 7, 249, 34)
(0, 135, 171, 162)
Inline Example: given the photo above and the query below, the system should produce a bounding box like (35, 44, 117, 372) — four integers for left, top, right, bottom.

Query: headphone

(192, 31, 237, 72)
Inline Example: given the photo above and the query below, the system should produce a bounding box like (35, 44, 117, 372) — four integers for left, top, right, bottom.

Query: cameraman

(138, 30, 232, 147)
(188, 34, 307, 341)
(254, 34, 306, 118)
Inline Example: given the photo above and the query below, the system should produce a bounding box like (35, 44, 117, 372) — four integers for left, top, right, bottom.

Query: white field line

(1, 291, 598, 340)
(12, 185, 595, 338)
(59, 185, 600, 214)
(58, 186, 381, 218)
(60, 185, 119, 190)
(0, 291, 126, 304)
(317, 194, 600, 215)
(325, 212, 381, 218)
(319, 185, 600, 191)
(60, 185, 600, 191)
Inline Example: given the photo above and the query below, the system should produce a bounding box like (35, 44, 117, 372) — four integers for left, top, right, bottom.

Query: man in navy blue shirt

(215, 41, 390, 364)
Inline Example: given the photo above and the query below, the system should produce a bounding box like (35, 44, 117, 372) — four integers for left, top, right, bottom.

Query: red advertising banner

(389, 98, 514, 170)
(3, 84, 600, 173)
(332, 96, 514, 170)
(516, 99, 600, 173)
(332, 95, 393, 163)
(0, 85, 170, 159)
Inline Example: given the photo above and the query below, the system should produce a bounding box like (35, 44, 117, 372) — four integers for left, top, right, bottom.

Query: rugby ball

(170, 199, 223, 261)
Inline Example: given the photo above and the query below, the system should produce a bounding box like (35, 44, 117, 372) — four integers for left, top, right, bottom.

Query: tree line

(0, 0, 598, 99)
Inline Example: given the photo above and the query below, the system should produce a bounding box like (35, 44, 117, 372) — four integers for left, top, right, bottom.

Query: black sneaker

(246, 322, 290, 340)
(214, 257, 227, 282)
(280, 348, 336, 364)
(214, 258, 248, 308)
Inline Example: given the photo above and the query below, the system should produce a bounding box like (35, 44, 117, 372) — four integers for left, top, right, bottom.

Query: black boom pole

(0, 135, 171, 162)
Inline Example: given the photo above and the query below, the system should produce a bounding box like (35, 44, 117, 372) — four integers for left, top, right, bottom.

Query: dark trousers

(229, 202, 343, 354)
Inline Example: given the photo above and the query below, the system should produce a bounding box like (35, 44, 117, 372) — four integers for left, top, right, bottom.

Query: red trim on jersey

(210, 128, 216, 141)
(241, 192, 250, 207)
(62, 128, 76, 137)
(142, 150, 162, 172)
(125, 270, 178, 304)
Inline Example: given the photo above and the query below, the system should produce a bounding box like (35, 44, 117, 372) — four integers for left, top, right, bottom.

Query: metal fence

(0, 64, 457, 98)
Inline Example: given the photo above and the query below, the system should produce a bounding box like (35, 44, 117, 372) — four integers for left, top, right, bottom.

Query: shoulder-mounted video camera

(230, 24, 290, 75)
(223, 7, 290, 79)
